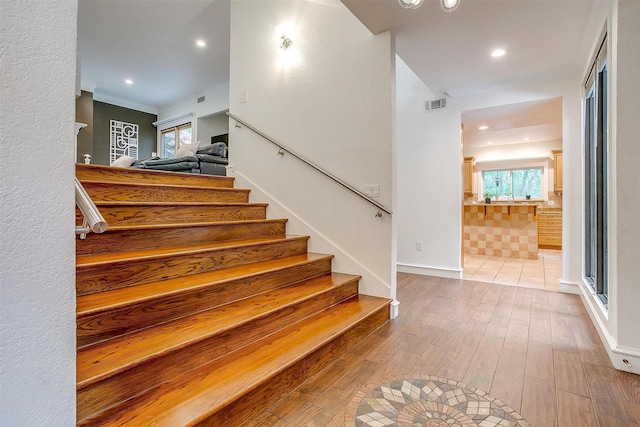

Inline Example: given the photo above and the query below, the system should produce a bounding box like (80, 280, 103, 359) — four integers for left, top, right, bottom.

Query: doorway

(460, 98, 564, 290)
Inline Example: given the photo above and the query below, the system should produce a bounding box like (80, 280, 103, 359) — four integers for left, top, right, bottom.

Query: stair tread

(76, 235, 309, 267)
(76, 164, 235, 187)
(102, 218, 287, 232)
(77, 253, 332, 316)
(82, 294, 389, 426)
(91, 201, 268, 207)
(77, 272, 361, 388)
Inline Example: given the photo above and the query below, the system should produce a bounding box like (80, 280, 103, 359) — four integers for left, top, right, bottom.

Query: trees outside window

(482, 168, 542, 199)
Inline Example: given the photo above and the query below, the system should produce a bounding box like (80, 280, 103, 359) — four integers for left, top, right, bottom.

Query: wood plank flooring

(248, 274, 640, 427)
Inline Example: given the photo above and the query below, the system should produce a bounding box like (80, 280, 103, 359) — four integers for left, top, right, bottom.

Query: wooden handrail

(227, 113, 392, 216)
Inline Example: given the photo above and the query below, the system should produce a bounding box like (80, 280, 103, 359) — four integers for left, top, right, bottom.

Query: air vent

(425, 98, 446, 111)
(197, 96, 206, 103)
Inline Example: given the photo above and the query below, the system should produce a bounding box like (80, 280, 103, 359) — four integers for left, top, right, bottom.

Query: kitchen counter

(463, 204, 538, 259)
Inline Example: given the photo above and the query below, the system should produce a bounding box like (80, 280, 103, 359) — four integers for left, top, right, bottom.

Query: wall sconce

(280, 35, 293, 51)
(398, 0, 424, 9)
(441, 0, 460, 12)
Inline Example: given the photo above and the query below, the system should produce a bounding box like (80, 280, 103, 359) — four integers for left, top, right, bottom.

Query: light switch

(240, 92, 249, 103)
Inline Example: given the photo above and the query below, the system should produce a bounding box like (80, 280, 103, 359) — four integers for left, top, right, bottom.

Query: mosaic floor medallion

(345, 375, 531, 427)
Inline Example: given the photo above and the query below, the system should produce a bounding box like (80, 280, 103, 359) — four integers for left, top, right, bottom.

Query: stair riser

(80, 204, 267, 227)
(76, 164, 235, 188)
(196, 304, 390, 426)
(83, 182, 249, 204)
(77, 257, 333, 348)
(76, 238, 309, 296)
(76, 220, 287, 256)
(77, 281, 359, 422)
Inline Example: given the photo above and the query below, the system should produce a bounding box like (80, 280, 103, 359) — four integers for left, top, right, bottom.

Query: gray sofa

(131, 142, 228, 176)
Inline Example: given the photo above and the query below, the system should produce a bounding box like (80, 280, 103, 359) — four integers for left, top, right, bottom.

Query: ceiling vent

(197, 96, 206, 103)
(425, 98, 447, 111)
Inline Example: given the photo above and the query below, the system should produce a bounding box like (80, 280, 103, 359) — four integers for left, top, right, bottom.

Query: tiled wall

(463, 205, 538, 259)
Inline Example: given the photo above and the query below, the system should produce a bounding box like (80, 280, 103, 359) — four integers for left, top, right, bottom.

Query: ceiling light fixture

(523, 137, 530, 141)
(491, 48, 506, 58)
(124, 79, 133, 85)
(196, 40, 206, 47)
(441, 0, 460, 12)
(479, 125, 489, 130)
(398, 0, 424, 9)
(487, 141, 493, 145)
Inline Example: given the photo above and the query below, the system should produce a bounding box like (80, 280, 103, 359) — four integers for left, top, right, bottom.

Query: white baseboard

(559, 280, 580, 294)
(397, 263, 462, 279)
(576, 280, 640, 375)
(390, 300, 400, 320)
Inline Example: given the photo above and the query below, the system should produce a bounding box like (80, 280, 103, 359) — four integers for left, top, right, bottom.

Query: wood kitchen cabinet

(463, 157, 474, 195)
(538, 212, 562, 249)
(552, 150, 563, 193)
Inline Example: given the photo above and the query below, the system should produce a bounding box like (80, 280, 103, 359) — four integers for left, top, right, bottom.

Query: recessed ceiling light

(491, 49, 506, 58)
(196, 40, 206, 47)
(523, 137, 530, 141)
(479, 125, 489, 130)
(487, 141, 493, 145)
(124, 79, 133, 85)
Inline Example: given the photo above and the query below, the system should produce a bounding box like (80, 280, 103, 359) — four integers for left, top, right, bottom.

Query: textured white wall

(609, 0, 640, 356)
(229, 0, 394, 298)
(0, 0, 77, 424)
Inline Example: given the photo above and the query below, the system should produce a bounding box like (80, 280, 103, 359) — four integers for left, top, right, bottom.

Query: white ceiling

(461, 97, 563, 148)
(78, 0, 596, 140)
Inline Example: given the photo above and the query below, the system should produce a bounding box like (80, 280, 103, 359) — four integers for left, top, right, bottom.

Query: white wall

(155, 82, 230, 149)
(0, 1, 77, 424)
(464, 139, 561, 163)
(396, 57, 463, 278)
(612, 0, 640, 356)
(197, 112, 229, 144)
(229, 0, 395, 300)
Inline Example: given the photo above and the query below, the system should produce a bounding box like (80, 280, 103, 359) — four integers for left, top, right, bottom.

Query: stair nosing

(101, 218, 288, 232)
(89, 201, 268, 207)
(80, 180, 250, 193)
(76, 273, 362, 389)
(76, 235, 310, 268)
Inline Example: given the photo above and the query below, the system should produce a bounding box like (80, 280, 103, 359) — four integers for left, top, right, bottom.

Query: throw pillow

(175, 142, 200, 158)
(111, 155, 135, 167)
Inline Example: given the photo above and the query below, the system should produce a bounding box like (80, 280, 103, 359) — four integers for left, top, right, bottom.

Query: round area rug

(344, 375, 530, 427)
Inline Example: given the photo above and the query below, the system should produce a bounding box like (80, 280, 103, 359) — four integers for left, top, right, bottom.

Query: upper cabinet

(463, 157, 474, 195)
(552, 150, 563, 193)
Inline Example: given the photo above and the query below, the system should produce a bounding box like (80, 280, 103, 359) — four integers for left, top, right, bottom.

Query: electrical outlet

(416, 241, 423, 251)
(548, 200, 555, 206)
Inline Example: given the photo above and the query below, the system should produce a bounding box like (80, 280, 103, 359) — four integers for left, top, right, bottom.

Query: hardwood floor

(249, 274, 640, 426)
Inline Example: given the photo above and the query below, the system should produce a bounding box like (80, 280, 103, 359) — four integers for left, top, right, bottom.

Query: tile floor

(463, 249, 562, 291)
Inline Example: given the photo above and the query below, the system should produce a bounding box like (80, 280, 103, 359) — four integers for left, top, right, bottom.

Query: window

(584, 35, 608, 304)
(482, 168, 542, 200)
(161, 123, 192, 158)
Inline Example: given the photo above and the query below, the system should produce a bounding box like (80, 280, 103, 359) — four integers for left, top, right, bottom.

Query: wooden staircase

(75, 164, 390, 426)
